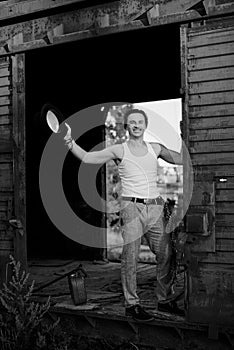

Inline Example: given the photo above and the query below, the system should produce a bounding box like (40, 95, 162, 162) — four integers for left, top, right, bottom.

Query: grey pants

(120, 200, 173, 307)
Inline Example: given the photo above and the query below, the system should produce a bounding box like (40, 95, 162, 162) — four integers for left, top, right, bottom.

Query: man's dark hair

(124, 109, 148, 129)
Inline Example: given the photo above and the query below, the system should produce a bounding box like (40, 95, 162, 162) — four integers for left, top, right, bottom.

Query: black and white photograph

(0, 0, 234, 349)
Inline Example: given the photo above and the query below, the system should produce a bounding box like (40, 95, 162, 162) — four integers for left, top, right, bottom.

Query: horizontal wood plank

(216, 202, 234, 213)
(0, 240, 14, 251)
(0, 163, 13, 189)
(0, 230, 13, 240)
(191, 152, 234, 165)
(189, 80, 234, 94)
(0, 96, 11, 106)
(189, 26, 234, 38)
(0, 86, 11, 97)
(189, 139, 234, 153)
(216, 178, 234, 189)
(194, 164, 234, 177)
(188, 54, 234, 71)
(188, 28, 234, 48)
(190, 104, 234, 117)
(189, 128, 234, 141)
(189, 116, 234, 129)
(0, 115, 11, 125)
(189, 67, 234, 82)
(216, 227, 234, 239)
(216, 214, 234, 226)
(200, 251, 234, 264)
(0, 106, 11, 116)
(216, 239, 234, 252)
(0, 125, 11, 139)
(188, 42, 234, 59)
(0, 67, 10, 78)
(0, 76, 10, 87)
(189, 91, 234, 106)
(0, 154, 12, 163)
(216, 190, 234, 201)
(0, 140, 13, 153)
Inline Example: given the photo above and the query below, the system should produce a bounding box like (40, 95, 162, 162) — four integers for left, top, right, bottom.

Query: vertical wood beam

(12, 53, 27, 270)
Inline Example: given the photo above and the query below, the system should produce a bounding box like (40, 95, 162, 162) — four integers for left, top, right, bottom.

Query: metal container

(68, 265, 87, 305)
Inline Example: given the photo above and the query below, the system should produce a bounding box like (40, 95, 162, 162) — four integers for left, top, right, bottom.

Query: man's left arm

(158, 144, 183, 165)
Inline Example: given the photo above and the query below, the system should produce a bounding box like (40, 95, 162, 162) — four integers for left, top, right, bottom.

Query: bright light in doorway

(134, 99, 182, 167)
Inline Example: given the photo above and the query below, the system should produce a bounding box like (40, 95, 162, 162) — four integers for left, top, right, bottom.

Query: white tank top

(118, 142, 161, 198)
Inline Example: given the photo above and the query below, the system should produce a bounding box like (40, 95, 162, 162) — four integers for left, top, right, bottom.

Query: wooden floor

(28, 260, 234, 349)
(28, 258, 184, 321)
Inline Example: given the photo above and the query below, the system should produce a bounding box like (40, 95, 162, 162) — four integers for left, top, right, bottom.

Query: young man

(64, 108, 183, 321)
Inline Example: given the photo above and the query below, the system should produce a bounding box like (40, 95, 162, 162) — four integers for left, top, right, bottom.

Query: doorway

(25, 23, 181, 259)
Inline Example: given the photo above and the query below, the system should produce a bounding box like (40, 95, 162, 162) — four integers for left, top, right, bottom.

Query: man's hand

(64, 123, 72, 142)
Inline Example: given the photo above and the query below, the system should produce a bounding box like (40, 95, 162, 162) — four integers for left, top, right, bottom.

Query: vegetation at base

(0, 255, 154, 350)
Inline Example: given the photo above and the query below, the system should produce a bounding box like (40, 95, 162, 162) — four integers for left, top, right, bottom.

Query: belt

(122, 196, 164, 205)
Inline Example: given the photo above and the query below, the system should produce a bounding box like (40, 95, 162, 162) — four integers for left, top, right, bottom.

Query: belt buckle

(143, 198, 150, 205)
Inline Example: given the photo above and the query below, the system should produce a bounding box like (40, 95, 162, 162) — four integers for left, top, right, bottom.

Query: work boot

(125, 305, 154, 322)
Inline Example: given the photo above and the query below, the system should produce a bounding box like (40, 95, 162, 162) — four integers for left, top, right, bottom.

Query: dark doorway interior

(25, 23, 181, 259)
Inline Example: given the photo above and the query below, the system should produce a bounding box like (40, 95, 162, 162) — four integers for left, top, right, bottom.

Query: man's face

(127, 113, 146, 138)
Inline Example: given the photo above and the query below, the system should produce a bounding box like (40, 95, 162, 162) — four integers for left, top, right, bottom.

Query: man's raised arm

(63, 123, 119, 164)
(158, 144, 183, 165)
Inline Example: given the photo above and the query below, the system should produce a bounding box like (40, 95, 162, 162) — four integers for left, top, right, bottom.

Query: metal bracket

(9, 218, 24, 236)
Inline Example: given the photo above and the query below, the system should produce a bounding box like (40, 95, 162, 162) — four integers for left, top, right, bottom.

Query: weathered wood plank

(0, 125, 11, 140)
(189, 128, 234, 141)
(0, 67, 10, 78)
(188, 28, 234, 48)
(189, 91, 234, 106)
(189, 67, 234, 82)
(0, 86, 11, 97)
(0, 106, 11, 116)
(0, 0, 87, 21)
(191, 152, 234, 165)
(190, 104, 234, 117)
(0, 115, 11, 125)
(190, 139, 234, 153)
(0, 163, 13, 189)
(188, 42, 234, 58)
(190, 116, 234, 129)
(0, 153, 12, 163)
(189, 25, 234, 38)
(216, 239, 234, 252)
(216, 227, 234, 239)
(0, 140, 13, 153)
(188, 54, 234, 71)
(0, 76, 10, 87)
(0, 230, 14, 240)
(216, 177, 234, 189)
(216, 202, 234, 214)
(190, 144, 234, 154)
(216, 189, 234, 201)
(12, 53, 27, 269)
(216, 214, 234, 226)
(200, 251, 234, 264)
(194, 164, 234, 177)
(0, 240, 14, 251)
(189, 80, 234, 94)
(0, 96, 10, 106)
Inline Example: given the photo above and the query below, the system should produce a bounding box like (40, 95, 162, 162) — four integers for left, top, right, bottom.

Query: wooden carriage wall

(0, 0, 234, 328)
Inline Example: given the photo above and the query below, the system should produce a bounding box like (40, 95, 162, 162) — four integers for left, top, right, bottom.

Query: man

(64, 108, 183, 321)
